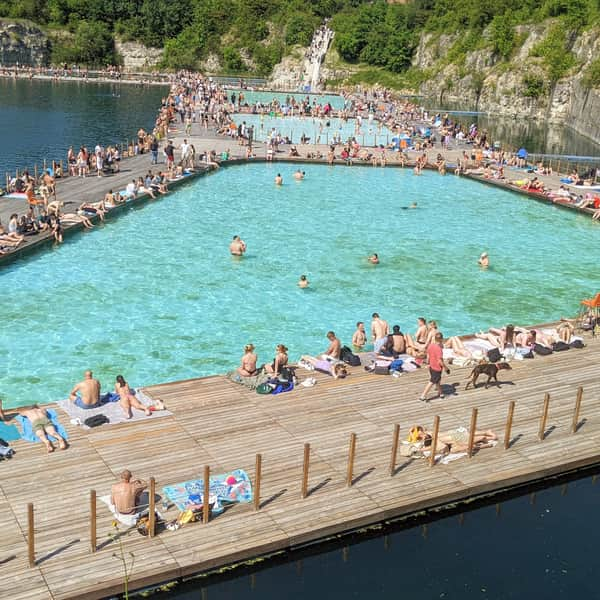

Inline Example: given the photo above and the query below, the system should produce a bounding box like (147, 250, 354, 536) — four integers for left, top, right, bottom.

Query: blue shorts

(74, 397, 102, 410)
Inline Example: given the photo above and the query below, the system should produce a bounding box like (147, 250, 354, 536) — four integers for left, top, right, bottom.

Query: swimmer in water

(298, 274, 309, 288)
(368, 253, 379, 265)
(401, 202, 418, 210)
(230, 235, 247, 256)
(294, 169, 305, 180)
(478, 252, 489, 268)
(275, 173, 283, 185)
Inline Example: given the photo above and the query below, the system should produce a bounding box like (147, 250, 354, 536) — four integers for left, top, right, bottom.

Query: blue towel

(0, 420, 21, 442)
(15, 409, 68, 443)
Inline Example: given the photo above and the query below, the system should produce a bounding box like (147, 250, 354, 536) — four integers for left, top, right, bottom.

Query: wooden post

(538, 392, 550, 441)
(301, 443, 310, 499)
(502, 401, 515, 450)
(148, 477, 156, 536)
(59, 160, 63, 176)
(346, 433, 357, 487)
(34, 164, 38, 180)
(389, 424, 400, 476)
(202, 466, 210, 524)
(27, 503, 35, 567)
(429, 416, 440, 467)
(467, 408, 478, 458)
(90, 490, 97, 552)
(254, 454, 262, 511)
(572, 386, 583, 434)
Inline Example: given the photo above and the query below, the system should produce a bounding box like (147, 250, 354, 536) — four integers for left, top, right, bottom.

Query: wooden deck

(1, 331, 600, 599)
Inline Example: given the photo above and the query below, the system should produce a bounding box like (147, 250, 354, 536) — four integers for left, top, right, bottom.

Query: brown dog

(465, 362, 512, 389)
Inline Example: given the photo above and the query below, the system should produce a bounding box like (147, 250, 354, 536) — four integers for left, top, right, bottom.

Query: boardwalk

(1, 330, 599, 599)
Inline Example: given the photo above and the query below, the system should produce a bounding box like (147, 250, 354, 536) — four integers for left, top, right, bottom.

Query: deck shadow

(541, 425, 557, 440)
(36, 538, 80, 565)
(507, 433, 524, 449)
(307, 478, 331, 498)
(260, 488, 287, 509)
(575, 417, 588, 433)
(0, 555, 16, 566)
(392, 459, 415, 476)
(352, 466, 375, 486)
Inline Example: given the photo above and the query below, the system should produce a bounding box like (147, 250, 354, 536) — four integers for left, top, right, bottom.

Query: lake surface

(0, 77, 167, 177)
(0, 164, 597, 408)
(151, 468, 600, 599)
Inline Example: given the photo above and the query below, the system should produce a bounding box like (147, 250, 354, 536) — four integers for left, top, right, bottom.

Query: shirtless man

(371, 313, 390, 352)
(392, 325, 407, 354)
(69, 370, 101, 409)
(111, 470, 147, 515)
(478, 252, 489, 268)
(229, 235, 247, 256)
(274, 173, 283, 185)
(324, 331, 341, 359)
(11, 404, 68, 453)
(368, 253, 379, 264)
(293, 169, 305, 180)
(352, 321, 367, 350)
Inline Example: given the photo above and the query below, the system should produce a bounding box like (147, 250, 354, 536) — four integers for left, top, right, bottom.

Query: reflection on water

(424, 103, 600, 157)
(152, 468, 600, 599)
(0, 78, 167, 176)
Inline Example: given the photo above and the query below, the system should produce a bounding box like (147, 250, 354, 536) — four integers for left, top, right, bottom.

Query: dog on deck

(465, 361, 512, 389)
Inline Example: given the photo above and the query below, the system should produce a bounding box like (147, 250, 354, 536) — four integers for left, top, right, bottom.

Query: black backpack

(533, 343, 553, 356)
(84, 414, 110, 428)
(487, 348, 502, 363)
(340, 345, 361, 366)
(552, 341, 570, 352)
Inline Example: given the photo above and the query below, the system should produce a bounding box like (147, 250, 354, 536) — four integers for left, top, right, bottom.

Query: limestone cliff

(0, 20, 49, 66)
(410, 21, 600, 147)
(114, 40, 162, 71)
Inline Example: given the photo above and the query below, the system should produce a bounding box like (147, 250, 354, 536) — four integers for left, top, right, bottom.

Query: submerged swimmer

(298, 274, 309, 288)
(275, 173, 283, 185)
(478, 252, 489, 268)
(368, 253, 379, 264)
(400, 202, 418, 210)
(230, 235, 247, 256)
(293, 169, 305, 180)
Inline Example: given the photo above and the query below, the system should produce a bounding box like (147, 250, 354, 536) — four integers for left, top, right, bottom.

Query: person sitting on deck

(264, 344, 289, 376)
(79, 200, 107, 221)
(323, 331, 342, 360)
(237, 344, 258, 377)
(299, 355, 348, 379)
(69, 370, 101, 409)
(111, 470, 147, 515)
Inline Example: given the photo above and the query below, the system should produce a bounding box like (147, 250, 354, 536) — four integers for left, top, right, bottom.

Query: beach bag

(389, 358, 404, 372)
(570, 339, 585, 349)
(256, 382, 274, 395)
(533, 343, 553, 356)
(522, 349, 534, 359)
(340, 345, 361, 366)
(487, 348, 502, 363)
(552, 341, 570, 352)
(272, 380, 294, 395)
(84, 414, 109, 427)
(0, 439, 14, 459)
(399, 443, 421, 457)
(279, 367, 296, 383)
(373, 360, 390, 375)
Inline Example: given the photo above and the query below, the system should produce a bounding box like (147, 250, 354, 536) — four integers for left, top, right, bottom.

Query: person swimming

(368, 253, 379, 264)
(298, 274, 309, 288)
(230, 235, 246, 256)
(275, 173, 283, 185)
(478, 252, 489, 268)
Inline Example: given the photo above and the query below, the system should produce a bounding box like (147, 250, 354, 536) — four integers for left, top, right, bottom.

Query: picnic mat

(0, 420, 21, 442)
(15, 409, 68, 443)
(162, 469, 253, 514)
(56, 388, 171, 428)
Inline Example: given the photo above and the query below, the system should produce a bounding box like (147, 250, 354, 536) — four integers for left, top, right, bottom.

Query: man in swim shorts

(229, 235, 246, 256)
(111, 469, 147, 515)
(18, 405, 67, 453)
(69, 370, 102, 409)
(352, 322, 367, 350)
(371, 313, 389, 352)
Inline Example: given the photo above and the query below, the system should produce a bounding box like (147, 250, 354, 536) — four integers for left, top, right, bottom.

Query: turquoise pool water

(232, 114, 392, 147)
(0, 164, 597, 407)
(230, 90, 346, 110)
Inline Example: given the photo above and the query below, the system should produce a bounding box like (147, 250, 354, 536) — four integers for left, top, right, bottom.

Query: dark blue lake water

(152, 470, 600, 599)
(0, 77, 166, 177)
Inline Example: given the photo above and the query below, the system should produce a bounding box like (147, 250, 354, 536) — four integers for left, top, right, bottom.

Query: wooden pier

(1, 332, 600, 599)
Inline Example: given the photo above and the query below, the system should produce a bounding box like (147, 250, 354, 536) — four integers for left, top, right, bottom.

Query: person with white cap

(478, 252, 489, 268)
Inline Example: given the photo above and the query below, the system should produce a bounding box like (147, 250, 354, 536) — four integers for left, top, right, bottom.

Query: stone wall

(0, 20, 49, 66)
(114, 40, 163, 71)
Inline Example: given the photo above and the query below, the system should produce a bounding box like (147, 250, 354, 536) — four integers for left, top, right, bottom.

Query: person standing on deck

(371, 313, 389, 352)
(419, 332, 450, 402)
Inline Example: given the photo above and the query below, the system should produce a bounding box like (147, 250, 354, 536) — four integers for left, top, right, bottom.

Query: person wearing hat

(237, 344, 258, 377)
(478, 252, 489, 268)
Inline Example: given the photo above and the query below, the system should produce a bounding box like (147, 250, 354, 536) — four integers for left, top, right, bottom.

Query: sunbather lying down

(299, 355, 348, 379)
(410, 425, 497, 454)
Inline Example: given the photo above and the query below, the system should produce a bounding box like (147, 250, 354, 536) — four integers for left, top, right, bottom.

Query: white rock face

(0, 20, 49, 66)
(115, 40, 163, 71)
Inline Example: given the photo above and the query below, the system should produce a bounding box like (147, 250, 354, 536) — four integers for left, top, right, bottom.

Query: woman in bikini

(237, 344, 258, 377)
(115, 375, 151, 419)
(405, 317, 428, 355)
(265, 344, 288, 375)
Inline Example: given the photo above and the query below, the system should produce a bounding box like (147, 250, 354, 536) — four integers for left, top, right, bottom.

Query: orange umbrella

(581, 293, 600, 307)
